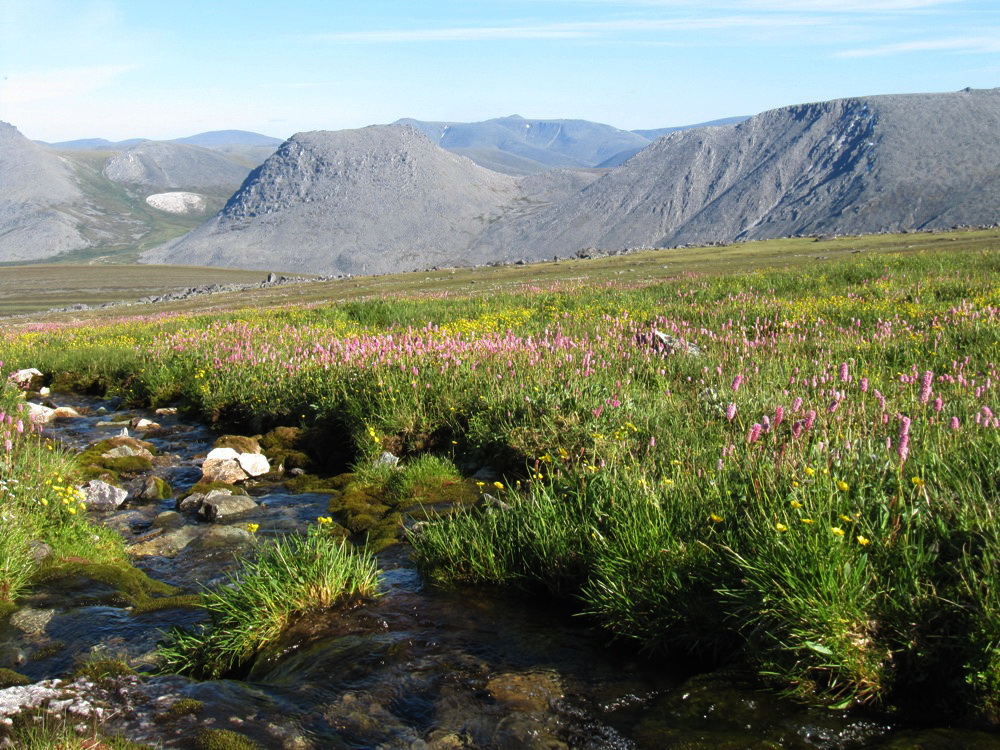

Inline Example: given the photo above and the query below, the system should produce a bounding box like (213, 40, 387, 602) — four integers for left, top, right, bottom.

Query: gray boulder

(82, 480, 128, 510)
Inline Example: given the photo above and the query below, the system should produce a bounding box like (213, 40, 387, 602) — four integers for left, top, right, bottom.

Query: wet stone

(10, 608, 56, 637)
(152, 511, 184, 530)
(187, 525, 255, 551)
(198, 493, 259, 522)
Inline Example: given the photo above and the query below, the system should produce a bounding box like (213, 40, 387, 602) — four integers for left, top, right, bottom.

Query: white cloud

(837, 35, 1000, 57)
(0, 65, 135, 105)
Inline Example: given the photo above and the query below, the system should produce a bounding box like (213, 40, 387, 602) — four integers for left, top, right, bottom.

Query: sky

(1, 0, 998, 142)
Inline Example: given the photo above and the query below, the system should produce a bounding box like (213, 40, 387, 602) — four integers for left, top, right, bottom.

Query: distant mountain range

(3, 89, 999, 270)
(393, 115, 748, 175)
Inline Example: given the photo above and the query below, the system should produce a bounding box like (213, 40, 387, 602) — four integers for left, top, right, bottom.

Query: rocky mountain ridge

(147, 87, 1000, 274)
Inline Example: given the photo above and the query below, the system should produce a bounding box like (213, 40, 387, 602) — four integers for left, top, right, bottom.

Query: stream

(3, 394, 999, 749)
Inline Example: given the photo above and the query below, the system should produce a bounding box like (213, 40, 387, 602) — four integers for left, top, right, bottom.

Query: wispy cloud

(837, 34, 1000, 57)
(496, 0, 959, 11)
(0, 65, 135, 105)
(312, 15, 825, 44)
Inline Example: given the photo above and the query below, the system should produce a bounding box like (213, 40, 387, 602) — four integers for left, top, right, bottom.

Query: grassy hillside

(3, 228, 997, 319)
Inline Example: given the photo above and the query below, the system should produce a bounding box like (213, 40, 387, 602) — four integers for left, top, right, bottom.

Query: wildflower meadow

(2, 245, 999, 722)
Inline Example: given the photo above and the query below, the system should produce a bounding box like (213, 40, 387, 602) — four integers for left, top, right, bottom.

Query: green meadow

(1, 229, 999, 726)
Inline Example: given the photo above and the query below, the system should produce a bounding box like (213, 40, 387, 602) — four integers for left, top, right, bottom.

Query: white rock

(205, 447, 240, 461)
(237, 453, 270, 477)
(26, 402, 55, 423)
(9, 368, 43, 390)
(82, 480, 128, 510)
(51, 406, 82, 419)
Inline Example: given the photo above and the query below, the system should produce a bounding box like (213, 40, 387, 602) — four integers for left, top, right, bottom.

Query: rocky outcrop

(143, 125, 521, 275)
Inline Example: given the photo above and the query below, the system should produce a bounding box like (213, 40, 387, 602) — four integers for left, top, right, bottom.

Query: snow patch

(145, 191, 207, 214)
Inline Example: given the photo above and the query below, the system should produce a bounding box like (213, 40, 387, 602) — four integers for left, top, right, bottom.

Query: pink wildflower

(725, 402, 737, 421)
(950, 417, 961, 430)
(731, 375, 744, 392)
(748, 423, 762, 443)
(919, 371, 934, 404)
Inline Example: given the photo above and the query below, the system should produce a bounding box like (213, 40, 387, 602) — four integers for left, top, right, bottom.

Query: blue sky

(1, 0, 998, 141)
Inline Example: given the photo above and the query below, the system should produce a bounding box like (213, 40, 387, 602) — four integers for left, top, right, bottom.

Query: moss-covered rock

(213, 435, 262, 454)
(0, 667, 30, 688)
(193, 727, 262, 750)
(153, 698, 205, 723)
(36, 560, 177, 610)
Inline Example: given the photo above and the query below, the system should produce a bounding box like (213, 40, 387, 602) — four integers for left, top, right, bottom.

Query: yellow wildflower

(493, 481, 504, 490)
(804, 467, 815, 477)
(856, 535, 871, 546)
(790, 500, 803, 509)
(911, 477, 926, 488)
(801, 518, 814, 525)
(775, 522, 788, 532)
(709, 513, 724, 523)
(837, 480, 850, 492)
(247, 523, 260, 533)
(831, 527, 845, 537)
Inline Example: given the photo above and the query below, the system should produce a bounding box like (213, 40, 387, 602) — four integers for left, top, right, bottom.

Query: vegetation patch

(157, 527, 380, 678)
(192, 728, 262, 750)
(3, 236, 1000, 722)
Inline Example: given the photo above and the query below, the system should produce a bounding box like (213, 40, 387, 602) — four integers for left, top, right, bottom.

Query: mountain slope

(0, 122, 97, 261)
(473, 88, 1000, 257)
(103, 141, 254, 189)
(143, 125, 520, 274)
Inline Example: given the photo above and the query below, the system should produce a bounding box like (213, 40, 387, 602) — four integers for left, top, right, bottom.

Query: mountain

(599, 116, 749, 167)
(102, 141, 255, 189)
(170, 130, 283, 148)
(470, 87, 1000, 257)
(144, 88, 1000, 275)
(631, 116, 749, 141)
(142, 125, 521, 274)
(43, 137, 148, 151)
(0, 122, 234, 263)
(0, 122, 95, 262)
(394, 115, 650, 175)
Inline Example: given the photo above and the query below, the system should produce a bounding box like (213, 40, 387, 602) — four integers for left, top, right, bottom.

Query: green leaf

(804, 640, 833, 656)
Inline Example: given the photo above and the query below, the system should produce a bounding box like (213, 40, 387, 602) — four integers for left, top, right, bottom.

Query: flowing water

(3, 395, 999, 749)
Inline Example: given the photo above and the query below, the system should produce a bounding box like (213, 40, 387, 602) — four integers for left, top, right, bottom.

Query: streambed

(2, 394, 997, 749)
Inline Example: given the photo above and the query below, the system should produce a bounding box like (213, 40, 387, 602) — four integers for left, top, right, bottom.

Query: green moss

(37, 561, 177, 609)
(74, 654, 135, 684)
(101, 455, 153, 473)
(366, 537, 400, 554)
(260, 426, 303, 452)
(149, 476, 173, 500)
(0, 601, 17, 620)
(213, 435, 261, 454)
(345, 513, 379, 534)
(259, 426, 313, 471)
(153, 698, 204, 723)
(0, 667, 30, 688)
(30, 641, 66, 661)
(132, 593, 203, 615)
(193, 728, 262, 750)
(285, 474, 342, 493)
(323, 522, 351, 540)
